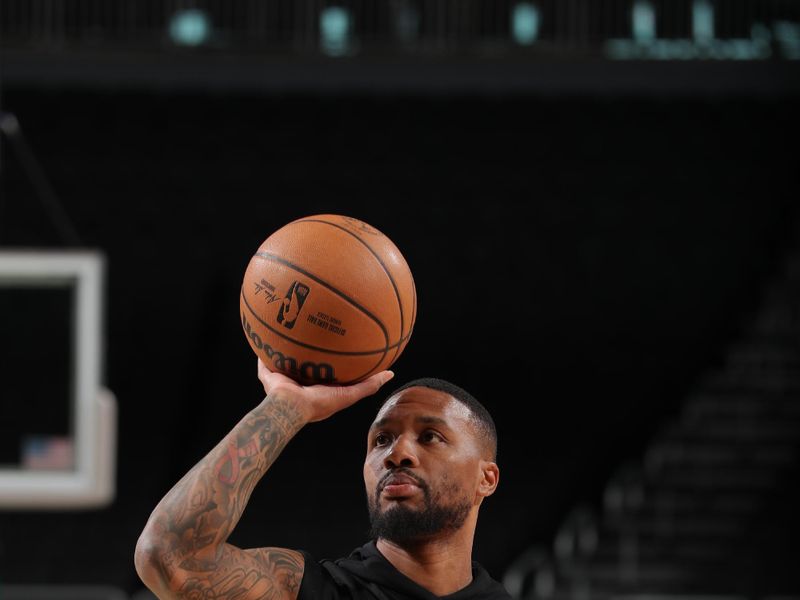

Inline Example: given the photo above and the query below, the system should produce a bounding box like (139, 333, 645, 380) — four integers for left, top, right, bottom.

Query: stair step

(698, 370, 800, 395)
(639, 489, 764, 513)
(725, 344, 800, 371)
(610, 594, 751, 600)
(556, 562, 695, 589)
(681, 394, 800, 420)
(538, 584, 697, 600)
(742, 327, 800, 346)
(658, 420, 800, 445)
(681, 415, 800, 435)
(725, 339, 800, 368)
(600, 516, 747, 539)
(616, 496, 763, 522)
(591, 539, 730, 565)
(644, 440, 797, 472)
(554, 559, 761, 594)
(648, 467, 781, 490)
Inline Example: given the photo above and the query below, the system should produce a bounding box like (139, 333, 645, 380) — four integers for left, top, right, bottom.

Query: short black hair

(380, 377, 498, 461)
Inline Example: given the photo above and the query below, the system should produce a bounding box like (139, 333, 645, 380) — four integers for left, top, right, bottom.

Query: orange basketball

(240, 214, 417, 385)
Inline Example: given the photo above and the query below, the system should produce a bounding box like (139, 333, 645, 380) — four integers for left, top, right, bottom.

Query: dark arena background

(1, 1, 800, 599)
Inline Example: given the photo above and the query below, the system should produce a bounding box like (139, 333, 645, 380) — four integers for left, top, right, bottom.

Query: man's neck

(375, 529, 476, 597)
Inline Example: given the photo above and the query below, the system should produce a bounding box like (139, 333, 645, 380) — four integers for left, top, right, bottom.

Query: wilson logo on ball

(277, 281, 309, 329)
(241, 312, 336, 383)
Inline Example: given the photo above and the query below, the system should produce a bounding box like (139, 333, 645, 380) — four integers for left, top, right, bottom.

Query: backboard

(0, 250, 116, 509)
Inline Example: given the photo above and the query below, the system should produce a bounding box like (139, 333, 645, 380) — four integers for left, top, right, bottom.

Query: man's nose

(384, 435, 419, 469)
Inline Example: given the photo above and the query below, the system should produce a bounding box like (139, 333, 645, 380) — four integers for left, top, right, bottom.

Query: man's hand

(257, 359, 395, 423)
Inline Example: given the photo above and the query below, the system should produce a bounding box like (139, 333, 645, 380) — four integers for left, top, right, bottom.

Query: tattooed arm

(134, 359, 394, 600)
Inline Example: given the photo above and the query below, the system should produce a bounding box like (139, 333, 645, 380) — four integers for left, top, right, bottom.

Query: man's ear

(478, 461, 500, 498)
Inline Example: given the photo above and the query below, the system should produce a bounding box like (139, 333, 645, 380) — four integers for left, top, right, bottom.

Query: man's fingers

(373, 370, 396, 390)
(257, 360, 395, 420)
(257, 359, 271, 381)
(257, 359, 279, 396)
(350, 371, 395, 400)
(328, 371, 395, 408)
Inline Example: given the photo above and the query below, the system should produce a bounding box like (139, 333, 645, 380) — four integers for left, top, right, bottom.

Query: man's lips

(379, 473, 422, 498)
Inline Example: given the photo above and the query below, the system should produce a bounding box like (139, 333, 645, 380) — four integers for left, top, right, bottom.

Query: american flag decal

(22, 436, 74, 470)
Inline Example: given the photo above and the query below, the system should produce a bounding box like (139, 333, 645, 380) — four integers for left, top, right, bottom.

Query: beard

(367, 471, 472, 544)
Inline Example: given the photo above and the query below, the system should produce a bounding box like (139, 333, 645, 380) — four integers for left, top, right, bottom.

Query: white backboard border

(0, 250, 116, 509)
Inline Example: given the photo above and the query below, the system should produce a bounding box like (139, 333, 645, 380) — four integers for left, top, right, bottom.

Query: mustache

(377, 468, 428, 494)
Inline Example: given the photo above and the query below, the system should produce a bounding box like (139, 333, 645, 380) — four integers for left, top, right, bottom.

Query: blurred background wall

(1, 1, 799, 598)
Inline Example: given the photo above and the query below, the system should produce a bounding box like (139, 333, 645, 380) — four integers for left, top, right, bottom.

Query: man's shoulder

(468, 561, 514, 600)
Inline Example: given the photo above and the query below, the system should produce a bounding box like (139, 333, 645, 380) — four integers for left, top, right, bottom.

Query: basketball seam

(294, 217, 410, 365)
(241, 287, 398, 357)
(242, 290, 390, 383)
(253, 248, 392, 347)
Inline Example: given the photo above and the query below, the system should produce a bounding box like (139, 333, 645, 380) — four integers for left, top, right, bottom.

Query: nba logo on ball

(277, 281, 310, 330)
(240, 214, 417, 385)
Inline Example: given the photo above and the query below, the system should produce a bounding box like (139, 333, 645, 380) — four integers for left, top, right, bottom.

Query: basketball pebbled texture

(240, 214, 416, 385)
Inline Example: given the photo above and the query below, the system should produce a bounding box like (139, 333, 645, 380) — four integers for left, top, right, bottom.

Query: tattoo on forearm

(152, 396, 305, 596)
(176, 547, 304, 599)
(215, 438, 259, 485)
(257, 549, 303, 594)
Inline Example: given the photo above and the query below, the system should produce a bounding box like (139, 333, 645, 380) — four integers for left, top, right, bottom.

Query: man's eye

(375, 433, 391, 446)
(420, 431, 443, 443)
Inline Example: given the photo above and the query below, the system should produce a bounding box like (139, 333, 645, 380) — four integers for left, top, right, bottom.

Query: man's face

(363, 387, 490, 543)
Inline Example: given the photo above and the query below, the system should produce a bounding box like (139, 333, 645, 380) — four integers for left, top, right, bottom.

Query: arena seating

(504, 222, 800, 600)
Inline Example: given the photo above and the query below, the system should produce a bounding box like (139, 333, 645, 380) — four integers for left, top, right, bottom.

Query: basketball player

(135, 359, 511, 599)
